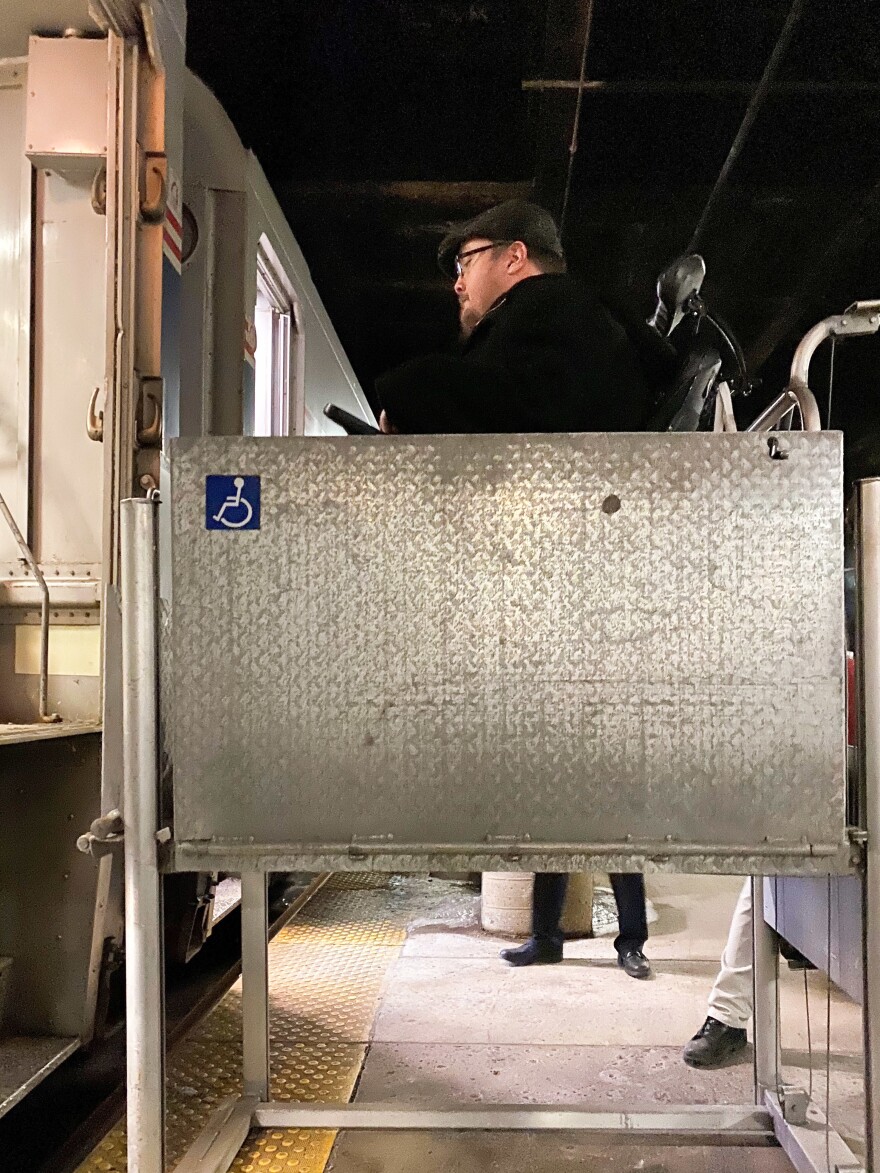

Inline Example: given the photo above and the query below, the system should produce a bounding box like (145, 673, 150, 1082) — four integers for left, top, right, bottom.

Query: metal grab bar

(745, 377, 821, 433)
(746, 300, 880, 434)
(0, 490, 60, 723)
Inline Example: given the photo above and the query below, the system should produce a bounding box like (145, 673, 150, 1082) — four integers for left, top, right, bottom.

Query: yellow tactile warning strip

(77, 874, 408, 1173)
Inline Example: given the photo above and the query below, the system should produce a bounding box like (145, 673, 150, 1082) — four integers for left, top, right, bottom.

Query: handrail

(0, 490, 60, 722)
(746, 300, 880, 434)
(745, 378, 821, 433)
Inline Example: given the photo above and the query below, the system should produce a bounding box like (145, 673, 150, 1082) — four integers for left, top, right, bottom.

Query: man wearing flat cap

(376, 200, 653, 978)
(376, 199, 650, 435)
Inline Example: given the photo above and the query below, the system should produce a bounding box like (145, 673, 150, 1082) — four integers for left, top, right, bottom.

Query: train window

(253, 244, 299, 436)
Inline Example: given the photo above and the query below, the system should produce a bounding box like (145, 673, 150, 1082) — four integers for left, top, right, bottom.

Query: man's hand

(379, 410, 399, 434)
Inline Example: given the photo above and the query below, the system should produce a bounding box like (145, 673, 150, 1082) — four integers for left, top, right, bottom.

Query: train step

(0, 720, 101, 747)
(0, 1034, 79, 1118)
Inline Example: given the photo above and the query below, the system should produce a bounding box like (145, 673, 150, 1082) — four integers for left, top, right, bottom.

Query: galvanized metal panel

(169, 433, 845, 862)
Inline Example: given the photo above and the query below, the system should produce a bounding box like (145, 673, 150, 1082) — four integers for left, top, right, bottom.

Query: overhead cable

(559, 0, 596, 241)
(687, 0, 804, 253)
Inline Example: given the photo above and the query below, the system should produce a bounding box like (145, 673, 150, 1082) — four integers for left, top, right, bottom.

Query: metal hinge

(847, 827, 868, 845)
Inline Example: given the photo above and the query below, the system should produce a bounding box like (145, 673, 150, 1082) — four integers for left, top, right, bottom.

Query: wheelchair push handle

(323, 403, 380, 435)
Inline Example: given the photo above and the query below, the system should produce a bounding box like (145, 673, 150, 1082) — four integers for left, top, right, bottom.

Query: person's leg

(610, 873, 651, 978)
(533, 872, 567, 941)
(500, 873, 566, 966)
(706, 877, 754, 1027)
(683, 878, 752, 1067)
(610, 873, 648, 953)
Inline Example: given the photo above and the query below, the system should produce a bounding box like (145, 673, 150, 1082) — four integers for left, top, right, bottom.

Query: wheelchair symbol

(206, 475, 260, 531)
(212, 477, 253, 529)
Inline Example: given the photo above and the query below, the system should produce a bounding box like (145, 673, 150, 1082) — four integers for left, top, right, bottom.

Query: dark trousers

(533, 872, 648, 956)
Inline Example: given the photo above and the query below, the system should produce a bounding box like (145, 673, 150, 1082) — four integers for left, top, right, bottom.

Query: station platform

(77, 873, 865, 1172)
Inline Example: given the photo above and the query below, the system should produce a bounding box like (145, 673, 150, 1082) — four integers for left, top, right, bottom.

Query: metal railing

(0, 489, 59, 723)
(746, 300, 880, 434)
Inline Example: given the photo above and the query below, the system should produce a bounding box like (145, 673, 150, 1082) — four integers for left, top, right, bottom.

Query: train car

(0, 0, 373, 1118)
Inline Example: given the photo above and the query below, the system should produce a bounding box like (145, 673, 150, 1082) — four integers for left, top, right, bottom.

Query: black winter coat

(376, 273, 651, 434)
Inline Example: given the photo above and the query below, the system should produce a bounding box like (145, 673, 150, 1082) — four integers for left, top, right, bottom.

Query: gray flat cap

(437, 199, 564, 277)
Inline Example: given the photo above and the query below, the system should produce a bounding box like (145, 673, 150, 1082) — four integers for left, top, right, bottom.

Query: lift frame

(120, 438, 874, 1172)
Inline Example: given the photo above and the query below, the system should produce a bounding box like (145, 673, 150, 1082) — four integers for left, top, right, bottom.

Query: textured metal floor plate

(170, 434, 846, 863)
(77, 877, 408, 1172)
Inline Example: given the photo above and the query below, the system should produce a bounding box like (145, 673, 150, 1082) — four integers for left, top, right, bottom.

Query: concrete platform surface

(354, 1043, 753, 1105)
(325, 874, 866, 1172)
(370, 957, 862, 1051)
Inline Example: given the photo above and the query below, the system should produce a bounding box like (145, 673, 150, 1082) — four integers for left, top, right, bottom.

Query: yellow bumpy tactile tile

(77, 878, 410, 1172)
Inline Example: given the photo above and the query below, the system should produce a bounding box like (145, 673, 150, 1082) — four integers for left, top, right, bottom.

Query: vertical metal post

(122, 497, 164, 1173)
(752, 875, 779, 1101)
(241, 870, 270, 1100)
(858, 477, 880, 1168)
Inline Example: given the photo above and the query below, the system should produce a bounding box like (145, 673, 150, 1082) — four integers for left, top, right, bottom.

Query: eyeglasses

(454, 242, 509, 279)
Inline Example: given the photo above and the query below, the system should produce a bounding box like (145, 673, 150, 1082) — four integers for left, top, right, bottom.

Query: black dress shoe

(617, 949, 652, 979)
(499, 937, 563, 966)
(683, 1016, 748, 1068)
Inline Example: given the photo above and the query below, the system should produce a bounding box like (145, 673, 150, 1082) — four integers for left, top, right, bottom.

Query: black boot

(500, 936, 563, 966)
(683, 1016, 748, 1068)
(617, 948, 652, 979)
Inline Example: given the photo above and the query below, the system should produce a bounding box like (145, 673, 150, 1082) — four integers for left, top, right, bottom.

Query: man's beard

(458, 303, 481, 340)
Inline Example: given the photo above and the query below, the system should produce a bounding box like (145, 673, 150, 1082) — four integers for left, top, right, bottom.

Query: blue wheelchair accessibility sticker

(206, 475, 261, 531)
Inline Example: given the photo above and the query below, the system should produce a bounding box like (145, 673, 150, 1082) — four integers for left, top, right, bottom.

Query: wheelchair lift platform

(119, 433, 876, 1172)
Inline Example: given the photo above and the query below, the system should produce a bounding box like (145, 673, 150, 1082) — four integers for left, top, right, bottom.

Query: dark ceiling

(187, 0, 880, 478)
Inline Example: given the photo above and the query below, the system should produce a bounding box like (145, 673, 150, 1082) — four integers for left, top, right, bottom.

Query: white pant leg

(707, 878, 754, 1029)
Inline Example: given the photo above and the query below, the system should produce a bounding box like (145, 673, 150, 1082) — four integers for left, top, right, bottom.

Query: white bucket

(480, 872, 594, 936)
